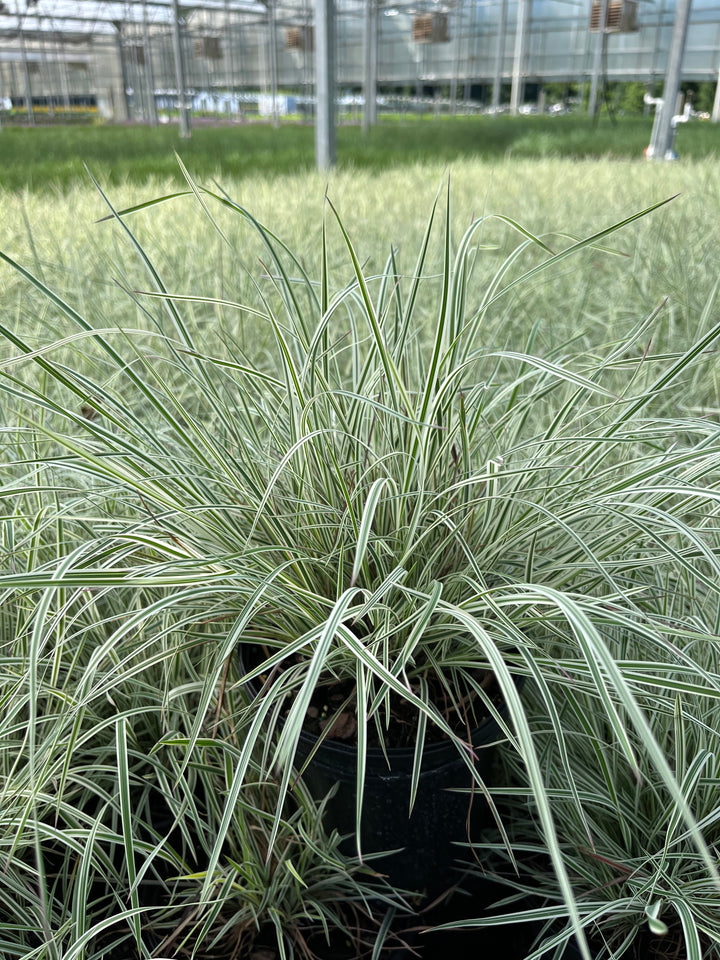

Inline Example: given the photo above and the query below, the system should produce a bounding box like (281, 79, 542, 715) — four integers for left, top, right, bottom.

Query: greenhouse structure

(0, 0, 719, 127)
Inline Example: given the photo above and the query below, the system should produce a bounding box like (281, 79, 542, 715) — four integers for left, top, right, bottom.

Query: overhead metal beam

(0, 0, 270, 33)
(2, 0, 269, 17)
(0, 14, 128, 33)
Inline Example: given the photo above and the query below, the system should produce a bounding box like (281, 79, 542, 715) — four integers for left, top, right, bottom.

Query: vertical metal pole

(0, 61, 5, 131)
(588, 0, 609, 116)
(650, 0, 692, 158)
(113, 23, 131, 121)
(304, 0, 313, 109)
(128, 29, 142, 118)
(510, 0, 529, 115)
(492, 0, 507, 110)
(38, 21, 55, 118)
(142, 0, 158, 126)
(200, 33, 211, 104)
(465, 0, 478, 108)
(315, 0, 336, 169)
(268, 0, 279, 127)
(259, 10, 268, 98)
(57, 33, 72, 112)
(652, 0, 666, 82)
(9, 60, 19, 118)
(362, 0, 377, 134)
(449, 0, 462, 115)
(171, 0, 191, 137)
(369, 0, 377, 125)
(18, 14, 35, 126)
(712, 65, 720, 122)
(225, 0, 237, 116)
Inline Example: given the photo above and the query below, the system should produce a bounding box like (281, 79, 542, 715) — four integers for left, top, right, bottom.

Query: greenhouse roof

(0, 0, 297, 36)
(3, 0, 720, 37)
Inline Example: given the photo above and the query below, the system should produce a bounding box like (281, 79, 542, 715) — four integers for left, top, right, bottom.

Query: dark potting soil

(244, 642, 500, 750)
(299, 670, 499, 749)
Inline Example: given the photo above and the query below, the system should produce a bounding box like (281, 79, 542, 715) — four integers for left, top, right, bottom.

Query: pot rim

(238, 643, 517, 764)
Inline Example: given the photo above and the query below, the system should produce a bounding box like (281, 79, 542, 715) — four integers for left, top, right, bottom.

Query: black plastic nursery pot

(239, 645, 511, 898)
(292, 717, 499, 896)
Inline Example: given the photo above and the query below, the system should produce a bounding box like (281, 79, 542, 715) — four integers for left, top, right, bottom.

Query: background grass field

(1, 114, 719, 192)
(4, 149, 718, 397)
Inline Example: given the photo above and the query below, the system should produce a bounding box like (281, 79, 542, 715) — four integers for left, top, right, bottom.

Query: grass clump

(1, 169, 719, 959)
(473, 675, 720, 959)
(0, 504, 408, 959)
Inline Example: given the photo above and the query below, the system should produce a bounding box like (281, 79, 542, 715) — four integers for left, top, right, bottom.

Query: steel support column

(510, 0, 529, 115)
(450, 0, 462, 115)
(114, 23, 132, 121)
(170, 0, 190, 137)
(588, 0, 609, 116)
(38, 23, 55, 117)
(492, 0, 508, 110)
(56, 33, 72, 112)
(649, 0, 692, 158)
(268, 0, 279, 128)
(18, 15, 35, 126)
(362, 0, 377, 134)
(225, 0, 238, 115)
(315, 0, 336, 169)
(142, 0, 158, 126)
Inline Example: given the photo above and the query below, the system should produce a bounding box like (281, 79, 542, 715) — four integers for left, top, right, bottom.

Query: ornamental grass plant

(0, 497, 409, 960)
(458, 622, 720, 959)
(1, 171, 719, 959)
